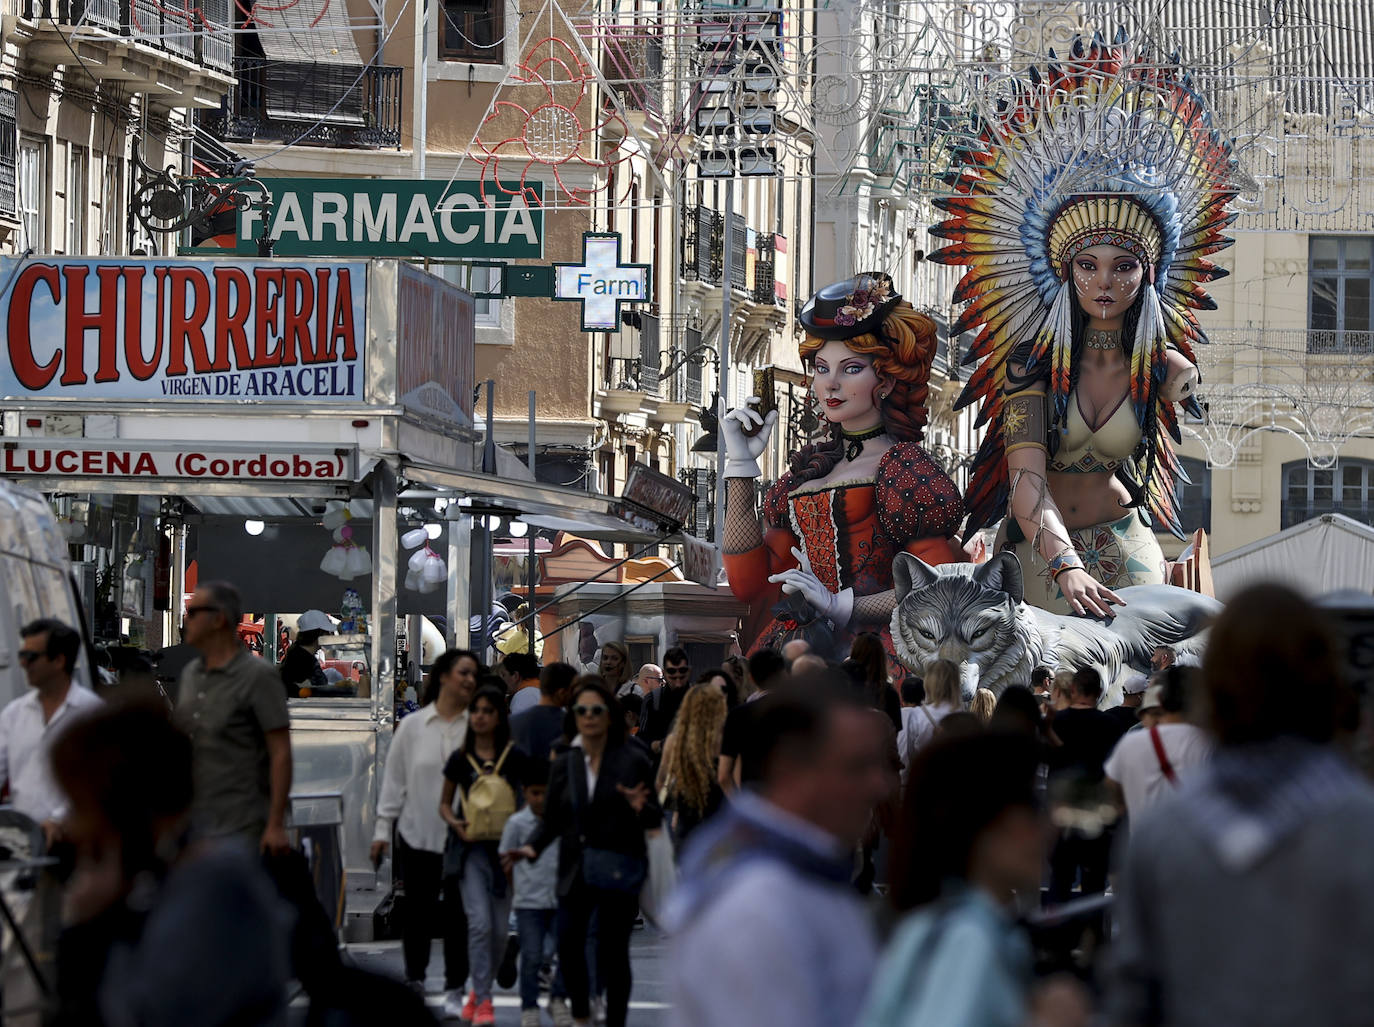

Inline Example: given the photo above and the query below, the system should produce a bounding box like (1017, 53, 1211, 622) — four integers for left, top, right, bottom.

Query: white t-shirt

(896, 702, 959, 784)
(1104, 722, 1215, 819)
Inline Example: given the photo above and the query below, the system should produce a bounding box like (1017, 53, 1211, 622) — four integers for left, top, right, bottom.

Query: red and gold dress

(724, 442, 967, 681)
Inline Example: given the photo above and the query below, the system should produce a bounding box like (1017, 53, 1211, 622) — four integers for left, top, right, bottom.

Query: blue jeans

(458, 851, 513, 1003)
(515, 908, 566, 1009)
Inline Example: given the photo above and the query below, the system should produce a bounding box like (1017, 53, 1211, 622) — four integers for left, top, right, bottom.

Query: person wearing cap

(280, 610, 331, 699)
(1104, 667, 1214, 821)
(1105, 671, 1150, 731)
(720, 272, 966, 681)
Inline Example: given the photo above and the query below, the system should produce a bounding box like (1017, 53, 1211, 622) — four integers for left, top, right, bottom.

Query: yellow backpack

(461, 743, 517, 841)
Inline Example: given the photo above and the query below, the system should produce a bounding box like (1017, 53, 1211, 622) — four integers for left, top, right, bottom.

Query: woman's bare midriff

(1048, 469, 1134, 530)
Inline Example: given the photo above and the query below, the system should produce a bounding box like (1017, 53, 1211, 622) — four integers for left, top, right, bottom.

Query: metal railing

(211, 59, 403, 150)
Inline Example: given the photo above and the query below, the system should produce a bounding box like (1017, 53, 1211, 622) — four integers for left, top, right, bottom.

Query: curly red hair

(797, 301, 938, 443)
(788, 303, 939, 485)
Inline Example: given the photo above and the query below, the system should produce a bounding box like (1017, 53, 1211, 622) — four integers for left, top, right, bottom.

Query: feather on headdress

(930, 29, 1240, 539)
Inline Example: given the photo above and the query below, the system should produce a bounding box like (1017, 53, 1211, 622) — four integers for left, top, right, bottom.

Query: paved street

(341, 926, 670, 1025)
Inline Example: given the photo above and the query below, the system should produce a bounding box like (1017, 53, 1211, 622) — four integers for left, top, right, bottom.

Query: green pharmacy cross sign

(470, 232, 651, 331)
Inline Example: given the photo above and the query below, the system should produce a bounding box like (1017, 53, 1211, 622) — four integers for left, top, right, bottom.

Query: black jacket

(531, 741, 662, 896)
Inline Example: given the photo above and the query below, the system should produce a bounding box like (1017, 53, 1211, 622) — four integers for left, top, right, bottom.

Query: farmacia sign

(234, 180, 544, 259)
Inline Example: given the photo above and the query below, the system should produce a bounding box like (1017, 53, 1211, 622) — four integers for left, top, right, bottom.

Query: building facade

(0, 0, 231, 260)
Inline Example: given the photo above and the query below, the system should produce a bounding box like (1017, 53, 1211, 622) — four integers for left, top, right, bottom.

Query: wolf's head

(890, 551, 1036, 700)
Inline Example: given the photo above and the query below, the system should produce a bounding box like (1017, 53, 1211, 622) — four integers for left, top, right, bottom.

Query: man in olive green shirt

(176, 581, 292, 853)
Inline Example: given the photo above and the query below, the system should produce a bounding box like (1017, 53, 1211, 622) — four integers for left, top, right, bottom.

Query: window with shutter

(684, 326, 703, 406)
(728, 212, 747, 290)
(691, 467, 714, 539)
(640, 313, 661, 393)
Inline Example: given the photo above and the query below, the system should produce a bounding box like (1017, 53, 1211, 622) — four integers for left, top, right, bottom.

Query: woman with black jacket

(506, 676, 661, 1027)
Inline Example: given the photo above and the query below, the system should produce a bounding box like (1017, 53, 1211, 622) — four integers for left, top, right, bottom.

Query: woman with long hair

(849, 631, 901, 731)
(896, 659, 964, 783)
(439, 684, 530, 1026)
(933, 34, 1238, 617)
(656, 678, 728, 847)
(721, 273, 967, 685)
(371, 648, 480, 1016)
(508, 677, 661, 1027)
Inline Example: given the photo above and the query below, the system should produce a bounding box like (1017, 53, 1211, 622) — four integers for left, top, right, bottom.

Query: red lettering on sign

(331, 268, 358, 360)
(67, 266, 126, 385)
(212, 267, 254, 373)
(120, 267, 161, 381)
(55, 450, 77, 473)
(316, 268, 333, 360)
(280, 268, 315, 366)
(132, 452, 156, 475)
(165, 268, 213, 376)
(253, 268, 285, 368)
(108, 451, 129, 474)
(8, 265, 62, 390)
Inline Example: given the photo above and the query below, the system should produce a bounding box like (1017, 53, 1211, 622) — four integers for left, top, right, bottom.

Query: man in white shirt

(370, 649, 477, 1012)
(1105, 669, 1215, 820)
(6, 619, 102, 845)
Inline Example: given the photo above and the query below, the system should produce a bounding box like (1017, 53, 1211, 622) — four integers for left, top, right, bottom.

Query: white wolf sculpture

(890, 552, 1220, 705)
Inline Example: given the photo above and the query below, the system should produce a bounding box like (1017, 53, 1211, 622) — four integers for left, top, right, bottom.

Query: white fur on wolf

(890, 552, 1220, 705)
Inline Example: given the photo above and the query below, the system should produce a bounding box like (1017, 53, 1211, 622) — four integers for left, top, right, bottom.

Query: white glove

(768, 546, 854, 629)
(720, 396, 779, 479)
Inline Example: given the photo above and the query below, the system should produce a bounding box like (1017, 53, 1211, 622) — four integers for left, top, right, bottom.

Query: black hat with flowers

(799, 271, 901, 340)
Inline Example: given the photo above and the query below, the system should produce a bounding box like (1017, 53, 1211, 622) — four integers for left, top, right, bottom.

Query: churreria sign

(0, 258, 367, 402)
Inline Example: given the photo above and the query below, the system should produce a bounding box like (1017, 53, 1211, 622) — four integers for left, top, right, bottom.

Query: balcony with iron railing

(601, 33, 666, 130)
(19, 0, 234, 104)
(209, 58, 403, 150)
(595, 313, 713, 423)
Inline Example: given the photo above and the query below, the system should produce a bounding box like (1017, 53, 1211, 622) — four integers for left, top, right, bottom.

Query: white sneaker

(520, 1010, 542, 1027)
(591, 994, 607, 1025)
(440, 990, 468, 1021)
(548, 996, 574, 1027)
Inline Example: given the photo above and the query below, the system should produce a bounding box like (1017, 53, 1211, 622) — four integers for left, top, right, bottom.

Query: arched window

(1281, 458, 1374, 529)
(1176, 456, 1212, 534)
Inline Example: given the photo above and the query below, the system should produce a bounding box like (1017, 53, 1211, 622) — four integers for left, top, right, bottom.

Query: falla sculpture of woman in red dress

(720, 272, 968, 678)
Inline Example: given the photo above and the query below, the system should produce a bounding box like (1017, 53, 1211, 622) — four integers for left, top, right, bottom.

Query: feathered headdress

(930, 29, 1241, 539)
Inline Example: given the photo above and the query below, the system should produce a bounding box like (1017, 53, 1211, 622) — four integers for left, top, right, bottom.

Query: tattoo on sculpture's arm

(1000, 374, 1080, 573)
(723, 477, 764, 555)
(1002, 388, 1048, 457)
(1006, 443, 1078, 574)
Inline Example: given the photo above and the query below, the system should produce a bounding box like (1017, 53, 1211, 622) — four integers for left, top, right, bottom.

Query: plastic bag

(639, 827, 678, 928)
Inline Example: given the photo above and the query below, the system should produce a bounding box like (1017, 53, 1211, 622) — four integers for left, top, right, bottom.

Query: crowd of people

(4, 579, 1373, 1026)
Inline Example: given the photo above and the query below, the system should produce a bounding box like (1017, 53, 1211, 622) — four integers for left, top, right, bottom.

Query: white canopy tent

(1212, 514, 1374, 600)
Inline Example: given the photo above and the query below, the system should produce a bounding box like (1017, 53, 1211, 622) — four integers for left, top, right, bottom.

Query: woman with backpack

(506, 676, 661, 1027)
(440, 685, 532, 1026)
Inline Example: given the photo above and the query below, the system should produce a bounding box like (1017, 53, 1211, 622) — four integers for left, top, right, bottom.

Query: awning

(1212, 513, 1374, 600)
(399, 460, 681, 546)
(255, 0, 365, 64)
(255, 0, 368, 124)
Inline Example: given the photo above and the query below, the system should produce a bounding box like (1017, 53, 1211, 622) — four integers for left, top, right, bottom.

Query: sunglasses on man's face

(574, 704, 608, 717)
(17, 651, 45, 664)
(664, 666, 690, 677)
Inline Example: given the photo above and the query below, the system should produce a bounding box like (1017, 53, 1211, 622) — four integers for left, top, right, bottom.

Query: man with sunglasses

(176, 581, 292, 857)
(3, 619, 102, 846)
(640, 648, 692, 754)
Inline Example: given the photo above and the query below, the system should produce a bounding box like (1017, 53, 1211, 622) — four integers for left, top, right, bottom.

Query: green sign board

(234, 179, 544, 259)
